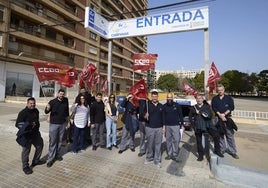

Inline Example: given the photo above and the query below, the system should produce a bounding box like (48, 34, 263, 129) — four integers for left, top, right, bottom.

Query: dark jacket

(15, 107, 40, 146)
(163, 101, 184, 126)
(138, 99, 147, 122)
(189, 103, 214, 133)
(45, 97, 69, 124)
(121, 98, 139, 134)
(216, 117, 238, 135)
(211, 94, 234, 116)
(145, 101, 163, 128)
(90, 100, 105, 124)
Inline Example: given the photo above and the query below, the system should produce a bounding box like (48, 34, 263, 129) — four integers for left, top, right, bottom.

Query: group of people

(15, 84, 238, 175)
(189, 84, 239, 161)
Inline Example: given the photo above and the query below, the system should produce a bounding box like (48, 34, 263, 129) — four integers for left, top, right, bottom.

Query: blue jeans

(106, 116, 117, 147)
(72, 124, 86, 152)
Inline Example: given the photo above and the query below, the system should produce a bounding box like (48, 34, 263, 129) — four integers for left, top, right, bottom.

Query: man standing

(45, 89, 69, 167)
(211, 84, 239, 159)
(90, 92, 106, 150)
(15, 97, 45, 174)
(144, 91, 163, 168)
(118, 93, 139, 154)
(163, 93, 184, 162)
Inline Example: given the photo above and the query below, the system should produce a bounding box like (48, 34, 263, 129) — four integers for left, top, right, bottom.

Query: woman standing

(71, 95, 90, 154)
(105, 94, 119, 150)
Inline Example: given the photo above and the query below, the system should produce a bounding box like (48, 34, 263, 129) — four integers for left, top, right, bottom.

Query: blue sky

(148, 0, 268, 74)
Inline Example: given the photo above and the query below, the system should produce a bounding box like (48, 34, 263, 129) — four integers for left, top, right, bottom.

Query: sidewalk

(210, 123, 268, 188)
(0, 102, 231, 188)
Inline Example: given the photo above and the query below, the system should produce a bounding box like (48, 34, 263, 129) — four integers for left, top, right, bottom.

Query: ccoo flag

(33, 62, 77, 88)
(207, 62, 221, 93)
(133, 53, 157, 71)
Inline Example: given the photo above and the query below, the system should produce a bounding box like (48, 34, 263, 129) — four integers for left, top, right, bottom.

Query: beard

(166, 99, 173, 106)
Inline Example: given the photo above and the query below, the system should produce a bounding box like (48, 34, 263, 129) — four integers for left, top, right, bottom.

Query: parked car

(174, 98, 197, 131)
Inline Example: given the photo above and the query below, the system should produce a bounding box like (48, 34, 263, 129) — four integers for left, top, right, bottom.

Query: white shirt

(73, 105, 90, 128)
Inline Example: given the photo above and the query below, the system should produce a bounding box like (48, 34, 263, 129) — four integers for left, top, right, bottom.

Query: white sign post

(85, 7, 209, 97)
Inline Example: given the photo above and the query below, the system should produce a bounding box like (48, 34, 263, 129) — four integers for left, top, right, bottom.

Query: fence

(232, 110, 268, 120)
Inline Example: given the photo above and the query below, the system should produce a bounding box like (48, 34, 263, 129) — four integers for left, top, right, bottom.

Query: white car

(174, 98, 197, 131)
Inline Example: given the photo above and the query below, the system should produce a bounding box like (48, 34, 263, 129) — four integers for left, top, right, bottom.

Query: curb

(209, 148, 268, 188)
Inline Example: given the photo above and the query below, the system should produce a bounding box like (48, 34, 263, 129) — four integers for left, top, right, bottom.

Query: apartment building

(0, 0, 148, 101)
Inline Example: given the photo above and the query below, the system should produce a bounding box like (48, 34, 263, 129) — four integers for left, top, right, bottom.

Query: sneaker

(144, 159, 153, 165)
(231, 153, 239, 159)
(138, 152, 145, 157)
(92, 146, 97, 151)
(108, 146, 112, 150)
(55, 156, 63, 161)
(31, 160, 46, 167)
(118, 150, 124, 154)
(113, 144, 118, 148)
(46, 161, 53, 168)
(71, 151, 78, 155)
(130, 148, 135, 152)
(156, 163, 162, 168)
(172, 157, 181, 163)
(197, 157, 204, 161)
(23, 166, 33, 175)
(215, 151, 224, 158)
(165, 156, 171, 160)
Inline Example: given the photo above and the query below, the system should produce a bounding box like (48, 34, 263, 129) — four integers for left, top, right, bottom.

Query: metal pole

(108, 40, 113, 96)
(132, 71, 135, 86)
(204, 28, 209, 100)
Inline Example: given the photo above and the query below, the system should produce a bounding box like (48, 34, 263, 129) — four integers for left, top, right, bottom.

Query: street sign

(85, 7, 109, 38)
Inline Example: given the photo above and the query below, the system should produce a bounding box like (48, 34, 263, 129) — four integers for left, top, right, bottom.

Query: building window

(89, 31, 97, 41)
(5, 71, 34, 97)
(0, 7, 3, 22)
(0, 33, 2, 48)
(44, 50, 55, 59)
(89, 46, 97, 54)
(46, 29, 56, 40)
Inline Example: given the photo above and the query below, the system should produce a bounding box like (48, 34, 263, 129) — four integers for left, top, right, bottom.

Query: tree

(221, 70, 253, 94)
(157, 74, 178, 91)
(190, 71, 204, 92)
(257, 70, 268, 95)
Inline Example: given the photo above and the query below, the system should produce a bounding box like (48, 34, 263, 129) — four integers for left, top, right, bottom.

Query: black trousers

(21, 132, 44, 168)
(195, 128, 220, 156)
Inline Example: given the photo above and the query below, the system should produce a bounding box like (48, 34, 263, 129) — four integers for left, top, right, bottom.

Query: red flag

(133, 53, 157, 71)
(182, 82, 198, 98)
(87, 74, 95, 90)
(130, 79, 147, 99)
(79, 79, 85, 88)
(100, 77, 108, 94)
(33, 62, 77, 88)
(94, 71, 100, 84)
(207, 62, 221, 93)
(79, 62, 96, 81)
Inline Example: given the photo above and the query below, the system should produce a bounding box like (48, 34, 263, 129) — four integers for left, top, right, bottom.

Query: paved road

(0, 102, 232, 188)
(1, 99, 268, 188)
(233, 98, 268, 112)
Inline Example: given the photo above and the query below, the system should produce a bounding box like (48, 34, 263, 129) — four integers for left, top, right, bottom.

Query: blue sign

(116, 96, 126, 113)
(85, 8, 109, 38)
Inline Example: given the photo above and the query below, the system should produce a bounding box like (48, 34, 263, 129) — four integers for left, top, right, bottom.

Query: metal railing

(232, 110, 268, 120)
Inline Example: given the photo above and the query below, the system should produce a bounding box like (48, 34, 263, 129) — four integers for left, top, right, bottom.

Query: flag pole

(132, 71, 135, 86)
